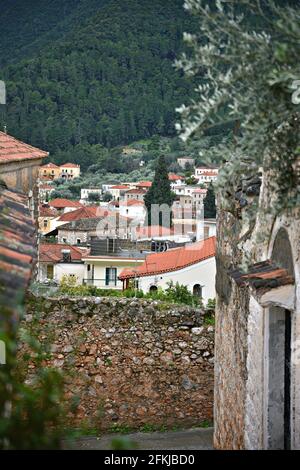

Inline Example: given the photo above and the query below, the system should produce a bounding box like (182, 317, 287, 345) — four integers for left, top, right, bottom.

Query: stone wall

(214, 207, 249, 449)
(214, 115, 300, 449)
(24, 296, 214, 431)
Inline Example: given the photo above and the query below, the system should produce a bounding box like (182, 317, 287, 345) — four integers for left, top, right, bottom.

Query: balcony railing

(83, 278, 123, 289)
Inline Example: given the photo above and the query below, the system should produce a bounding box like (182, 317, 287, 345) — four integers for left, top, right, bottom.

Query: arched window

(193, 284, 202, 297)
(149, 285, 158, 293)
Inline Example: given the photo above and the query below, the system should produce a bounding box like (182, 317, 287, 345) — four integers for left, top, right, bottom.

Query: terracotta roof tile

(39, 243, 85, 263)
(120, 199, 145, 207)
(39, 204, 58, 217)
(0, 131, 48, 163)
(125, 188, 146, 195)
(60, 163, 80, 168)
(136, 181, 152, 188)
(168, 173, 184, 181)
(49, 198, 83, 209)
(0, 184, 36, 319)
(119, 236, 216, 279)
(57, 206, 111, 222)
(110, 185, 130, 189)
(40, 162, 59, 169)
(229, 260, 294, 291)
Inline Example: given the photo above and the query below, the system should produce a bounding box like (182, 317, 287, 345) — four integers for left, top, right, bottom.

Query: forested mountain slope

(0, 0, 197, 166)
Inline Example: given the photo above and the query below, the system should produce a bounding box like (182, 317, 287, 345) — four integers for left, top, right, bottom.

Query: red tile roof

(192, 188, 207, 194)
(60, 163, 80, 168)
(39, 204, 58, 217)
(0, 183, 36, 318)
(168, 173, 184, 181)
(229, 260, 294, 291)
(57, 206, 112, 222)
(196, 170, 218, 177)
(39, 244, 84, 263)
(40, 162, 59, 169)
(0, 131, 48, 163)
(119, 236, 216, 279)
(125, 188, 146, 195)
(49, 198, 83, 209)
(110, 185, 130, 190)
(136, 181, 152, 188)
(121, 199, 145, 207)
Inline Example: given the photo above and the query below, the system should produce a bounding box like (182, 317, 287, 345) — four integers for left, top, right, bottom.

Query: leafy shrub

(58, 276, 202, 307)
(59, 275, 90, 296)
(206, 298, 216, 311)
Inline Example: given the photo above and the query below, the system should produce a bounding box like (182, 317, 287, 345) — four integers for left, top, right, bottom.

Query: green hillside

(0, 0, 198, 169)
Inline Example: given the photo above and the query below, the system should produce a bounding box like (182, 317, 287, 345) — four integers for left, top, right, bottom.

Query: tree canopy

(176, 0, 300, 213)
(0, 0, 199, 169)
(144, 155, 174, 227)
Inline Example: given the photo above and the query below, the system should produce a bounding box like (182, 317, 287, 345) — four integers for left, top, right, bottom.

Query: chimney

(61, 249, 71, 263)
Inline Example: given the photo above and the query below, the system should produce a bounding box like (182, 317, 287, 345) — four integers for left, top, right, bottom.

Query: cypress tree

(144, 155, 174, 227)
(204, 184, 216, 219)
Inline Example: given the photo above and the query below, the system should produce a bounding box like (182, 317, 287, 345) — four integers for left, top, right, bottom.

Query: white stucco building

(119, 237, 216, 303)
(80, 188, 102, 203)
(194, 167, 218, 185)
(119, 199, 146, 226)
(38, 243, 87, 284)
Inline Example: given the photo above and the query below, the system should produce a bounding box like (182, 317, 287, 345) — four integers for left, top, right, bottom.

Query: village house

(0, 131, 48, 216)
(135, 181, 152, 191)
(168, 173, 185, 189)
(57, 212, 133, 245)
(80, 188, 102, 203)
(39, 162, 61, 180)
(38, 183, 55, 203)
(119, 199, 146, 226)
(172, 185, 207, 202)
(171, 190, 207, 239)
(109, 184, 130, 200)
(82, 238, 147, 289)
(38, 243, 87, 284)
(41, 205, 111, 236)
(60, 162, 80, 179)
(38, 204, 59, 234)
(124, 188, 146, 202)
(172, 196, 198, 236)
(194, 167, 218, 185)
(49, 197, 82, 214)
(119, 236, 216, 302)
(39, 162, 81, 181)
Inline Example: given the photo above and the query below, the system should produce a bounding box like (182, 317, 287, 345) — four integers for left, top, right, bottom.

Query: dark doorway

(149, 285, 158, 293)
(268, 307, 291, 450)
(284, 310, 291, 450)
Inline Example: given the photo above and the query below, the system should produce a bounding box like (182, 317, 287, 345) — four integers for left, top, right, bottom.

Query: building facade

(119, 237, 216, 303)
(0, 131, 48, 217)
(38, 243, 86, 284)
(214, 117, 300, 450)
